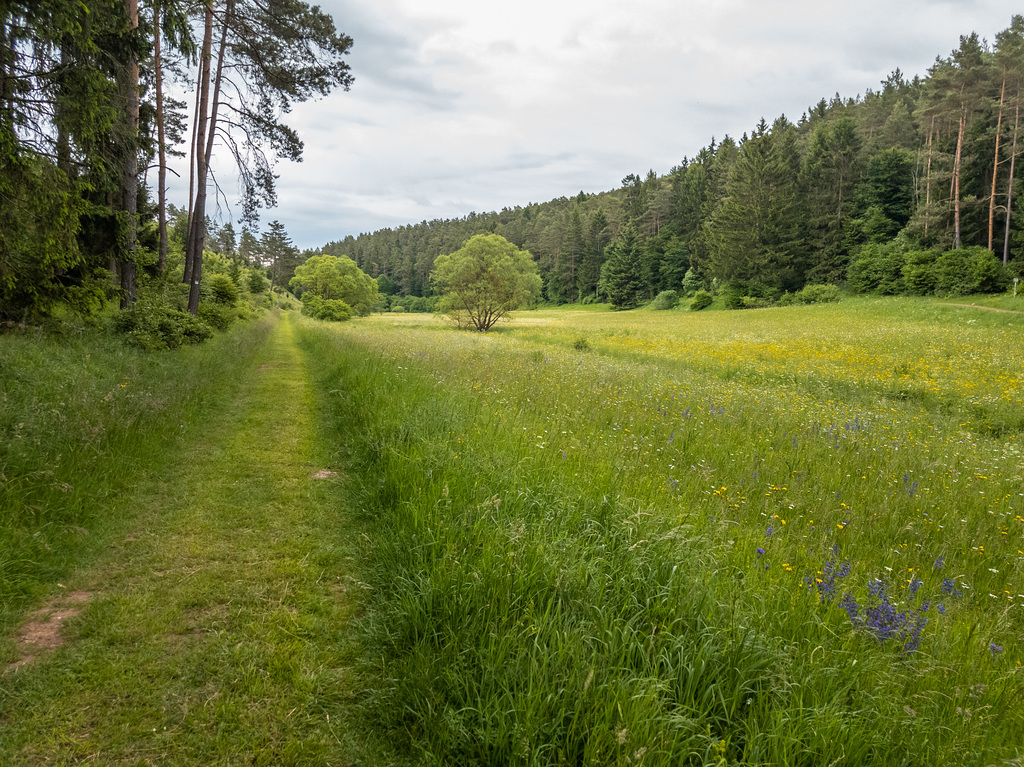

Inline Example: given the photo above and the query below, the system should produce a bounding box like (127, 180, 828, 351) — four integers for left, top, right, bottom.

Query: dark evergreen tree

(709, 119, 804, 291)
(261, 220, 300, 291)
(602, 223, 644, 309)
(578, 208, 610, 299)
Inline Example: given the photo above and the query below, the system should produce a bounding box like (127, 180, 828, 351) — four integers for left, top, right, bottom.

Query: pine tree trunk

(1004, 93, 1019, 265)
(952, 100, 965, 250)
(205, 0, 231, 166)
(186, 2, 214, 314)
(989, 72, 1006, 251)
(154, 0, 168, 275)
(118, 0, 140, 308)
(924, 116, 935, 237)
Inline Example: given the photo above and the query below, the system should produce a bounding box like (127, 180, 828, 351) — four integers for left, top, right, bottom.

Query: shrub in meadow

(796, 283, 841, 304)
(681, 268, 702, 297)
(651, 289, 679, 310)
(301, 293, 352, 322)
(848, 241, 907, 294)
(690, 290, 713, 311)
(965, 246, 1009, 293)
(722, 284, 746, 310)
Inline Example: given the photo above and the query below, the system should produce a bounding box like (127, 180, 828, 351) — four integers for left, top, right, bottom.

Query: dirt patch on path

(5, 590, 93, 672)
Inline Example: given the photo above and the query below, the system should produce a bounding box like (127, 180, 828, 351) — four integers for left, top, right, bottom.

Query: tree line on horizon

(322, 18, 1024, 308)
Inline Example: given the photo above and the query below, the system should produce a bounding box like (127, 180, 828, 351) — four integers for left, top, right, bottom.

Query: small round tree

(289, 254, 378, 315)
(431, 234, 541, 331)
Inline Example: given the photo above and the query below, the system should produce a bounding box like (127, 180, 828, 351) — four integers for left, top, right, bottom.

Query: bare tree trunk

(154, 0, 168, 275)
(185, 1, 214, 313)
(952, 100, 965, 250)
(1004, 93, 1019, 265)
(118, 0, 140, 308)
(924, 116, 934, 237)
(989, 72, 1006, 251)
(204, 0, 231, 166)
(183, 60, 202, 284)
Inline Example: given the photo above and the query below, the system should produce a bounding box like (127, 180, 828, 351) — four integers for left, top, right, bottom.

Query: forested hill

(320, 18, 1024, 303)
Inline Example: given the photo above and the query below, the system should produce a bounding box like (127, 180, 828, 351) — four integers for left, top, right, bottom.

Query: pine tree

(603, 223, 644, 309)
(551, 206, 584, 302)
(183, 0, 353, 314)
(261, 220, 300, 292)
(709, 120, 804, 290)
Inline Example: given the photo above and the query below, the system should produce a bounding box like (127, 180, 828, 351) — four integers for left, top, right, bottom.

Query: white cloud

(168, 0, 1019, 249)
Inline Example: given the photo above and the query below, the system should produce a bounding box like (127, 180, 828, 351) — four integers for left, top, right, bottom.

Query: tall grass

(0, 315, 275, 619)
(300, 299, 1023, 766)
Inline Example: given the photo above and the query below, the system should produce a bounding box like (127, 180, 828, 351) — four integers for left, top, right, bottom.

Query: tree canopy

(290, 254, 378, 315)
(431, 234, 541, 331)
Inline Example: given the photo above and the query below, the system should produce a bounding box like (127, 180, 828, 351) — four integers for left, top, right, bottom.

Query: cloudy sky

(182, 0, 1018, 250)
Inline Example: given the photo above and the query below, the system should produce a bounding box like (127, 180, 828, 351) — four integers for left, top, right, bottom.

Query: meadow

(301, 296, 1024, 765)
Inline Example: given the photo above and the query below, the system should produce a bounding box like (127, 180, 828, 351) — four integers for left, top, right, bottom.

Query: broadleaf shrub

(690, 290, 713, 311)
(796, 284, 841, 304)
(651, 290, 679, 310)
(112, 297, 214, 351)
(301, 294, 352, 322)
(208, 274, 238, 306)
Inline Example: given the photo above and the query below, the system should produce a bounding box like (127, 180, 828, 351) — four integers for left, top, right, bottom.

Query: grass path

(0, 313, 390, 766)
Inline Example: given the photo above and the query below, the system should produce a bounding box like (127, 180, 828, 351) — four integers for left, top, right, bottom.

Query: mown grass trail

(0, 313, 391, 766)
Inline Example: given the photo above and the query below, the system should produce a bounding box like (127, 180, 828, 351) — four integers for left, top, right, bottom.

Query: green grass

(0, 313, 396, 765)
(0, 315, 275, 621)
(300, 297, 1024, 766)
(3, 297, 1022, 765)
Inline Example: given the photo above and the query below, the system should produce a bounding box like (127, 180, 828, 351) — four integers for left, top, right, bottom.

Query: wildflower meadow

(300, 296, 1023, 765)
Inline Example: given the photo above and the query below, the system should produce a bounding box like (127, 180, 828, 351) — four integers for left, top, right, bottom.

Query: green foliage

(0, 147, 105, 322)
(902, 250, 940, 295)
(301, 294, 352, 322)
(112, 296, 214, 351)
(572, 337, 591, 351)
(197, 302, 237, 332)
(290, 254, 378, 315)
(247, 271, 269, 294)
(651, 289, 680, 310)
(602, 223, 645, 310)
(690, 290, 713, 311)
(431, 234, 542, 331)
(795, 283, 842, 304)
(681, 267, 702, 297)
(389, 295, 436, 313)
(390, 305, 406, 313)
(847, 242, 907, 294)
(208, 274, 239, 306)
(965, 247, 1010, 293)
(722, 284, 746, 310)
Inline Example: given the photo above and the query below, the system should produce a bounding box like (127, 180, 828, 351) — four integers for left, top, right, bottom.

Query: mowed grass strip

(0, 314, 392, 766)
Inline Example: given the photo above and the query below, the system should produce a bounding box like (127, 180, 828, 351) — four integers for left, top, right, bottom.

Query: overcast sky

(179, 0, 1018, 250)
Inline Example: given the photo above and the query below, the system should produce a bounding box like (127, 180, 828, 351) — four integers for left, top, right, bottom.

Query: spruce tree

(603, 223, 644, 309)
